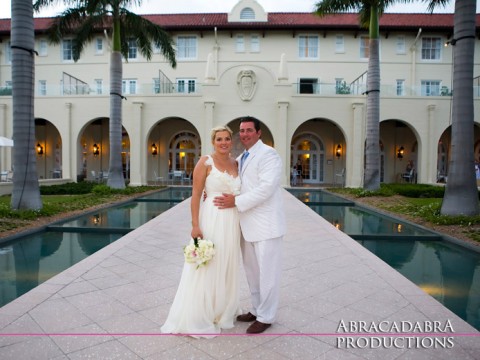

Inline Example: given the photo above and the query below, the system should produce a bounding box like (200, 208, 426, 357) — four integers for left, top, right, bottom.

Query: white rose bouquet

(184, 237, 215, 269)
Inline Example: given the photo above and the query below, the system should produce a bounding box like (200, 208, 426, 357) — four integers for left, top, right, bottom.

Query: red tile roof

(0, 12, 478, 35)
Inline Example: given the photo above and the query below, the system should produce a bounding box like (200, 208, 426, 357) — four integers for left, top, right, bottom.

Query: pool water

(0, 187, 192, 308)
(290, 189, 480, 331)
(1, 187, 478, 331)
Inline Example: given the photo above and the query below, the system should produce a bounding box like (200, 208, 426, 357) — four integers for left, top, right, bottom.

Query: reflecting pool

(0, 187, 192, 308)
(291, 189, 480, 331)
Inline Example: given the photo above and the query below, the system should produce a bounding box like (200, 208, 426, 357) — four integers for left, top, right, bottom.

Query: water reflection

(13, 234, 42, 300)
(0, 188, 192, 308)
(309, 205, 433, 236)
(360, 239, 417, 268)
(59, 201, 173, 229)
(291, 189, 480, 331)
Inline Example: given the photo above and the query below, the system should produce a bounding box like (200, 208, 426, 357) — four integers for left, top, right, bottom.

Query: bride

(161, 125, 241, 338)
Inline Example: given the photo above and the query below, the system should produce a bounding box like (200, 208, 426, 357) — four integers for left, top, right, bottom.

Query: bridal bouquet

(184, 237, 215, 269)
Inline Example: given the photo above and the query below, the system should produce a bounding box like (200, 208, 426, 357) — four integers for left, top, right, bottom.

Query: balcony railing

(1, 82, 478, 98)
(0, 82, 204, 97)
(292, 82, 469, 98)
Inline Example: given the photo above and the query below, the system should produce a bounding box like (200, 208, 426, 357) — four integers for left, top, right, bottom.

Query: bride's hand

(191, 226, 203, 240)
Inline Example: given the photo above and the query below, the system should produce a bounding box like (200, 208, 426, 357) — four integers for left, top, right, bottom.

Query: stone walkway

(0, 190, 478, 359)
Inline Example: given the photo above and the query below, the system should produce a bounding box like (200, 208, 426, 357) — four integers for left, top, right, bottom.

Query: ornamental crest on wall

(237, 70, 257, 101)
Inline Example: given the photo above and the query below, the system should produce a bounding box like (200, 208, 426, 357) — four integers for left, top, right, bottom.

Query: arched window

(291, 133, 324, 183)
(240, 7, 255, 20)
(169, 132, 200, 176)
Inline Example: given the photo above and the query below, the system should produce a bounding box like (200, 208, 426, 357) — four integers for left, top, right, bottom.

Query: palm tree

(10, 0, 42, 210)
(440, 0, 479, 215)
(315, 0, 387, 190)
(34, 0, 177, 189)
(314, 1, 461, 192)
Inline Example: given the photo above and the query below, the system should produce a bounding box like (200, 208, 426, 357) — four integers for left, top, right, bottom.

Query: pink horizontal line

(0, 332, 478, 337)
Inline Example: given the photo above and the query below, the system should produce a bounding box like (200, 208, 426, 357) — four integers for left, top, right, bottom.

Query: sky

(1, 0, 470, 19)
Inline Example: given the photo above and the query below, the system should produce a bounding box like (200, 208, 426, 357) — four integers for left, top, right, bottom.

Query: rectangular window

(6, 41, 11, 63)
(63, 39, 73, 61)
(335, 35, 344, 53)
(396, 79, 405, 96)
(95, 38, 103, 54)
(38, 39, 48, 56)
(250, 34, 260, 52)
(39, 80, 47, 96)
(421, 37, 441, 60)
(122, 79, 137, 94)
(421, 80, 441, 96)
(153, 78, 160, 94)
(360, 36, 369, 59)
(94, 79, 103, 94)
(177, 78, 196, 93)
(128, 38, 137, 59)
(236, 35, 245, 52)
(298, 35, 319, 59)
(177, 36, 197, 59)
(299, 78, 318, 94)
(396, 36, 406, 54)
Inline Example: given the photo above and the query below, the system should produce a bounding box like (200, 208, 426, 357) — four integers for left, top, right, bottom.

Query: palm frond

(33, 0, 82, 12)
(46, 7, 89, 43)
(119, 9, 176, 67)
(72, 14, 110, 61)
(314, 0, 363, 15)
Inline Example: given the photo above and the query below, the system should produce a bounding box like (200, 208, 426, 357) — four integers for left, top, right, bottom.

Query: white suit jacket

(235, 140, 286, 242)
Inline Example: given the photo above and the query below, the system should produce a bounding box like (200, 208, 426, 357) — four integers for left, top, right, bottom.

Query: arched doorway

(291, 133, 324, 183)
(35, 118, 62, 179)
(169, 131, 200, 178)
(79, 118, 130, 182)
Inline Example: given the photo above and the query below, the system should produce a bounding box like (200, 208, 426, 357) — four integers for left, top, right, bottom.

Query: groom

(214, 117, 285, 334)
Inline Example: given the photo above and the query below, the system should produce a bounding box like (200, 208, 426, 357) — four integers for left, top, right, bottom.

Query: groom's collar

(245, 139, 263, 155)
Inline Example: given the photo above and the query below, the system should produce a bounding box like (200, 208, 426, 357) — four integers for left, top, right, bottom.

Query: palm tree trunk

(10, 0, 42, 210)
(107, 51, 126, 189)
(363, 5, 381, 190)
(441, 0, 479, 215)
(107, 17, 125, 189)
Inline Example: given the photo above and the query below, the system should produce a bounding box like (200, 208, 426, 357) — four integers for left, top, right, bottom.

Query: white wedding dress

(161, 155, 241, 338)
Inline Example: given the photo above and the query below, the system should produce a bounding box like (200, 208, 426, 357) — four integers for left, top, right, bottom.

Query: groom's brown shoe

(236, 312, 256, 322)
(246, 320, 271, 334)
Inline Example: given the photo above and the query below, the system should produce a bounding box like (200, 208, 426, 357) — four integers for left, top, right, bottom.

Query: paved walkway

(0, 190, 478, 359)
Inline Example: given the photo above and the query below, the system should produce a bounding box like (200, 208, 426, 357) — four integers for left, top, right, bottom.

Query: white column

(0, 104, 11, 171)
(65, 102, 73, 180)
(203, 102, 215, 155)
(130, 102, 144, 186)
(277, 101, 289, 186)
(349, 102, 365, 187)
(424, 104, 437, 184)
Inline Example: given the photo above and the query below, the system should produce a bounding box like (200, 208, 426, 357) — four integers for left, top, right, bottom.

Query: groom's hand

(213, 193, 235, 209)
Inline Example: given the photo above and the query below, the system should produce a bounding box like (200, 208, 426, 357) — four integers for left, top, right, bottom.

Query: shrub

(40, 182, 96, 195)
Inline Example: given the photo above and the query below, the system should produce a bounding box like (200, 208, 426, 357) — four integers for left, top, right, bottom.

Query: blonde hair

(210, 125, 233, 143)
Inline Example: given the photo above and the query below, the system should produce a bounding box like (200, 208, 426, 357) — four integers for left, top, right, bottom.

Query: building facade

(0, 0, 479, 187)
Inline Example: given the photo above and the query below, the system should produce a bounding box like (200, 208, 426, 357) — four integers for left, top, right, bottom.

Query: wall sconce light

(36, 143, 44, 155)
(93, 143, 100, 156)
(397, 146, 404, 159)
(335, 144, 342, 158)
(151, 143, 158, 156)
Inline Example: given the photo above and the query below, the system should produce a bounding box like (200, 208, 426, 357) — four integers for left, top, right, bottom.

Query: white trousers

(241, 236, 283, 324)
